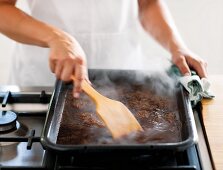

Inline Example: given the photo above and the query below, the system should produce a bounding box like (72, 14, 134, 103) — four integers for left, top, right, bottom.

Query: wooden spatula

(71, 76, 143, 138)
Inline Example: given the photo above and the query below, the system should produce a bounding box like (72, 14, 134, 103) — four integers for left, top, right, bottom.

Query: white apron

(9, 0, 145, 86)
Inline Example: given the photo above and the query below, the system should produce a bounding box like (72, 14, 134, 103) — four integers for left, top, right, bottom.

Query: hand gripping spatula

(71, 76, 143, 139)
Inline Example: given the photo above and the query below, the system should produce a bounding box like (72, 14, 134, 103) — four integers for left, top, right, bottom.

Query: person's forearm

(138, 0, 187, 54)
(0, 2, 64, 47)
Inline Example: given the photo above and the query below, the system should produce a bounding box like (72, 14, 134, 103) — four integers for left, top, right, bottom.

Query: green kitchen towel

(168, 65, 214, 106)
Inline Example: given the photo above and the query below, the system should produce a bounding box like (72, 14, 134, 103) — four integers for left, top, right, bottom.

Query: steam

(85, 69, 181, 144)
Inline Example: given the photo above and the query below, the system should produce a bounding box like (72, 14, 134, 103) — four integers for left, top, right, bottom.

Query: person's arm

(0, 0, 87, 97)
(138, 0, 207, 78)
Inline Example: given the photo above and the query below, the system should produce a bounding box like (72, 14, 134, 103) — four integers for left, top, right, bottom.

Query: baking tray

(41, 69, 197, 154)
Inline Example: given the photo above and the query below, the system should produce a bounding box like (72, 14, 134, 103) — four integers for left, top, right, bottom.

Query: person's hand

(171, 49, 207, 78)
(48, 31, 88, 98)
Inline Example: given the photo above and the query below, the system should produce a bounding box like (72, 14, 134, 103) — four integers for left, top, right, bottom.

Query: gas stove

(0, 86, 213, 170)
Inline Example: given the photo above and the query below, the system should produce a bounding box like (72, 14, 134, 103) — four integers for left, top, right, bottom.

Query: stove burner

(0, 121, 28, 146)
(0, 111, 17, 132)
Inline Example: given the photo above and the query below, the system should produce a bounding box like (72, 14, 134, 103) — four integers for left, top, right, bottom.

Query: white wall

(0, 0, 222, 84)
(0, 35, 14, 84)
(166, 0, 223, 74)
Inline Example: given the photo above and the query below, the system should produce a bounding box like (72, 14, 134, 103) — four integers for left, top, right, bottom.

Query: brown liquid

(57, 83, 181, 145)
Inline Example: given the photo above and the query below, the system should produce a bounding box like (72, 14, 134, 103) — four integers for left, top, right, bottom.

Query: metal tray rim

(41, 69, 198, 153)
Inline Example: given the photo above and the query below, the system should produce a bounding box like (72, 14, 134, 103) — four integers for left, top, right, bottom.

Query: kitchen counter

(202, 75, 223, 170)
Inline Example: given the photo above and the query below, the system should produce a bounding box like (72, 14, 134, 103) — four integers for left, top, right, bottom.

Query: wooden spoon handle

(71, 76, 103, 103)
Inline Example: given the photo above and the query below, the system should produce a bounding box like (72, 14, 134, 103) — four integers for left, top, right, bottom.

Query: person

(0, 0, 207, 97)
